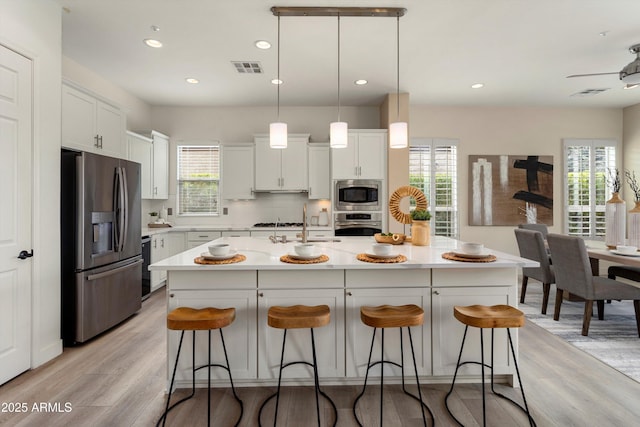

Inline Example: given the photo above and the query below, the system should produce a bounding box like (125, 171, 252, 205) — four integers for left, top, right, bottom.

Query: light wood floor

(1, 288, 640, 426)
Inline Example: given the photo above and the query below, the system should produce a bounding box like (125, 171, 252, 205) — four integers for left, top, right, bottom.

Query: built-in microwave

(335, 179, 382, 211)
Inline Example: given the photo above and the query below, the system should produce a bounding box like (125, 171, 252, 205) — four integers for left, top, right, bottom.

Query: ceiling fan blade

(566, 72, 619, 78)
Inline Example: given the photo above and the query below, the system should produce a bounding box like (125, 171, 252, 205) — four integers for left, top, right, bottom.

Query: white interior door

(0, 44, 33, 385)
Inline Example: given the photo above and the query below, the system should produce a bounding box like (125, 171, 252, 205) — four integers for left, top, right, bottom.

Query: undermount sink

(296, 238, 342, 243)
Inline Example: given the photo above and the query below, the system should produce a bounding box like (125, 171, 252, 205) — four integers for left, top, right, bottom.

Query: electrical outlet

(167, 207, 173, 216)
(223, 207, 228, 215)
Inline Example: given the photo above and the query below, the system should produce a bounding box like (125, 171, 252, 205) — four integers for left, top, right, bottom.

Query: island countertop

(149, 235, 537, 271)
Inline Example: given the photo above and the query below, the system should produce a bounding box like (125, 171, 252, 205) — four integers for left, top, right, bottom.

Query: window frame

(176, 143, 221, 217)
(562, 138, 619, 239)
(409, 137, 459, 238)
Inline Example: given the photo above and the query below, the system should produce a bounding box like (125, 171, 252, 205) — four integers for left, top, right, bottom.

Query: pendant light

(270, 14, 287, 149)
(389, 14, 407, 149)
(330, 14, 348, 148)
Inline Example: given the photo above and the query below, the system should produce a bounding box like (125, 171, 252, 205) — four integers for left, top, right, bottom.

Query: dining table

(586, 240, 640, 276)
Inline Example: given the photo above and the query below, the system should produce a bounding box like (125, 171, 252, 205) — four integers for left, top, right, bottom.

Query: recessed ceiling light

(354, 79, 368, 85)
(255, 40, 271, 49)
(144, 38, 163, 48)
(471, 83, 484, 89)
(271, 78, 283, 85)
(185, 78, 199, 84)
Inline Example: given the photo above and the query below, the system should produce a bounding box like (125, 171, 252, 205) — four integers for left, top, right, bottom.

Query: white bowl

(208, 243, 230, 256)
(461, 242, 484, 255)
(617, 245, 638, 254)
(372, 243, 393, 256)
(295, 243, 316, 257)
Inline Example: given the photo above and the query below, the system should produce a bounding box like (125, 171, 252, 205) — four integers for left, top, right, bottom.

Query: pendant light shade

(330, 15, 348, 148)
(389, 14, 407, 149)
(270, 14, 287, 148)
(330, 121, 348, 148)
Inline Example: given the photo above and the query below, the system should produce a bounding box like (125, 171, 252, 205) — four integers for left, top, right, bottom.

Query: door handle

(18, 249, 34, 259)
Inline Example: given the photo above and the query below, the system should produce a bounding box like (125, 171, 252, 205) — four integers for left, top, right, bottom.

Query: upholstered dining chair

(517, 223, 549, 239)
(514, 228, 555, 314)
(546, 233, 640, 337)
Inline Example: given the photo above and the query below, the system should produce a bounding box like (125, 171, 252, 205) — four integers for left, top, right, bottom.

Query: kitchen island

(150, 236, 536, 389)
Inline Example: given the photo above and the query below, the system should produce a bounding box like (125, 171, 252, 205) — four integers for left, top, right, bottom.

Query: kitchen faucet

(302, 204, 308, 243)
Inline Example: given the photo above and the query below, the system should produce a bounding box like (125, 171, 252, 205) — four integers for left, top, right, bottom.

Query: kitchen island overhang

(150, 236, 537, 389)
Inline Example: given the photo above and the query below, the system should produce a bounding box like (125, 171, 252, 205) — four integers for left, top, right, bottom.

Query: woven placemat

(194, 254, 246, 265)
(441, 252, 496, 263)
(280, 254, 329, 264)
(357, 253, 407, 263)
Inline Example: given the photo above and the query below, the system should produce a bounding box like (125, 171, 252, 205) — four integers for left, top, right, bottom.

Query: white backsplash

(143, 193, 331, 227)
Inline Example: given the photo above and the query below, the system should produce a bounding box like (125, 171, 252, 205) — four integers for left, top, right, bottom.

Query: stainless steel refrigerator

(61, 150, 142, 345)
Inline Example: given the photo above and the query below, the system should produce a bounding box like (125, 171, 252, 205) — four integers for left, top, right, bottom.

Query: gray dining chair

(546, 233, 640, 337)
(517, 223, 549, 239)
(514, 228, 555, 314)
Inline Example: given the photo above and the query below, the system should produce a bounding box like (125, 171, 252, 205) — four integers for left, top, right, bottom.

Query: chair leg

(582, 300, 593, 336)
(597, 300, 605, 320)
(553, 288, 563, 321)
(634, 300, 640, 338)
(541, 283, 550, 315)
(520, 276, 528, 304)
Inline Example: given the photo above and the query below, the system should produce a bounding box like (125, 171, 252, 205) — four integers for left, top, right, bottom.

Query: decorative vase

(410, 220, 430, 246)
(605, 192, 626, 248)
(628, 201, 640, 248)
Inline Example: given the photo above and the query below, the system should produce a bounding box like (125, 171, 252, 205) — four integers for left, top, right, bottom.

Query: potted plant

(410, 209, 431, 246)
(149, 211, 159, 224)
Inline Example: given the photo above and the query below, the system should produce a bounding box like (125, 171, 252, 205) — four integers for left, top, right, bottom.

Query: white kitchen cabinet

(222, 145, 255, 199)
(150, 232, 185, 290)
(168, 288, 257, 381)
(331, 130, 386, 180)
(134, 130, 169, 199)
(62, 83, 126, 158)
(345, 287, 431, 377)
(127, 131, 153, 199)
(308, 144, 330, 199)
(254, 134, 309, 191)
(257, 270, 345, 379)
(186, 230, 222, 249)
(431, 269, 517, 376)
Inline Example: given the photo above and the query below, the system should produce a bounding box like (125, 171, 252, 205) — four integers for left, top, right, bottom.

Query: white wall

(410, 105, 623, 255)
(0, 0, 62, 366)
(623, 104, 640, 208)
(147, 105, 379, 226)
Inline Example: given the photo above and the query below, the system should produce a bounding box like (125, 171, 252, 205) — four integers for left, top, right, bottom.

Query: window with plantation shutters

(563, 139, 618, 238)
(409, 138, 459, 238)
(177, 145, 220, 215)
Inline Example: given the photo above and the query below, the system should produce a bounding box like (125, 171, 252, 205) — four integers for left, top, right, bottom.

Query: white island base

(150, 236, 536, 389)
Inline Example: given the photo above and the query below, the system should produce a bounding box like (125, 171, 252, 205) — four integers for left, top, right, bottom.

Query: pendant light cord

(396, 14, 400, 120)
(277, 14, 281, 121)
(337, 14, 341, 121)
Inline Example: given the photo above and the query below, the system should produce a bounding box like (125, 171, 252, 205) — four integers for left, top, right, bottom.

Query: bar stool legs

(444, 326, 536, 427)
(258, 327, 337, 426)
(353, 326, 434, 427)
(157, 306, 243, 427)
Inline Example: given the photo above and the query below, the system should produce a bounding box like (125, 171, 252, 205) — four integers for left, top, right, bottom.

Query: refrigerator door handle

(113, 167, 121, 252)
(86, 258, 143, 281)
(121, 166, 129, 253)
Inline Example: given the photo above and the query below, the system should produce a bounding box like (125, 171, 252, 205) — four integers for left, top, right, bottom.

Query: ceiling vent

(231, 61, 263, 74)
(571, 88, 610, 97)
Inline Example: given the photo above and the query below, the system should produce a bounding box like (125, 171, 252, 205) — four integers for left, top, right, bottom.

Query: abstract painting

(468, 155, 553, 226)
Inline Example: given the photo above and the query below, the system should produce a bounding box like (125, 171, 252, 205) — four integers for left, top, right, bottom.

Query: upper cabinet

(222, 145, 255, 199)
(129, 130, 170, 199)
(331, 130, 387, 180)
(61, 83, 126, 158)
(308, 144, 330, 200)
(254, 134, 309, 191)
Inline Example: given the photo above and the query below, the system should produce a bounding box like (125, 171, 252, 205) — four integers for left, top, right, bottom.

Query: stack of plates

(450, 250, 491, 259)
(200, 251, 238, 261)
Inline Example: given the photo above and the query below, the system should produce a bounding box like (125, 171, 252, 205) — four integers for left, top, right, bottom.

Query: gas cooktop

(253, 222, 304, 227)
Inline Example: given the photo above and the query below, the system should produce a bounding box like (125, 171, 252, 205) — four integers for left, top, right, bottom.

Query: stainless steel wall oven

(334, 212, 382, 236)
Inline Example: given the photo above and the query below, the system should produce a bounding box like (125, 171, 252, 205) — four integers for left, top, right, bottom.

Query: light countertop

(149, 236, 537, 271)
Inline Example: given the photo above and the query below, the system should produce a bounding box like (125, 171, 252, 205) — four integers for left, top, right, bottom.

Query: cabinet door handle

(94, 134, 100, 148)
(169, 293, 174, 298)
(259, 292, 264, 297)
(346, 291, 352, 296)
(161, 238, 165, 247)
(433, 290, 440, 295)
(99, 135, 103, 148)
(153, 239, 157, 248)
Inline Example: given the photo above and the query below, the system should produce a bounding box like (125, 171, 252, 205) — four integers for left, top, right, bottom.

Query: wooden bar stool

(157, 307, 243, 427)
(258, 305, 337, 427)
(353, 305, 434, 427)
(444, 305, 535, 427)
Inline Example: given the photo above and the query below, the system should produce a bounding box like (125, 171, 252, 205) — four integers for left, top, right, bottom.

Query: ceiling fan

(567, 43, 640, 87)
